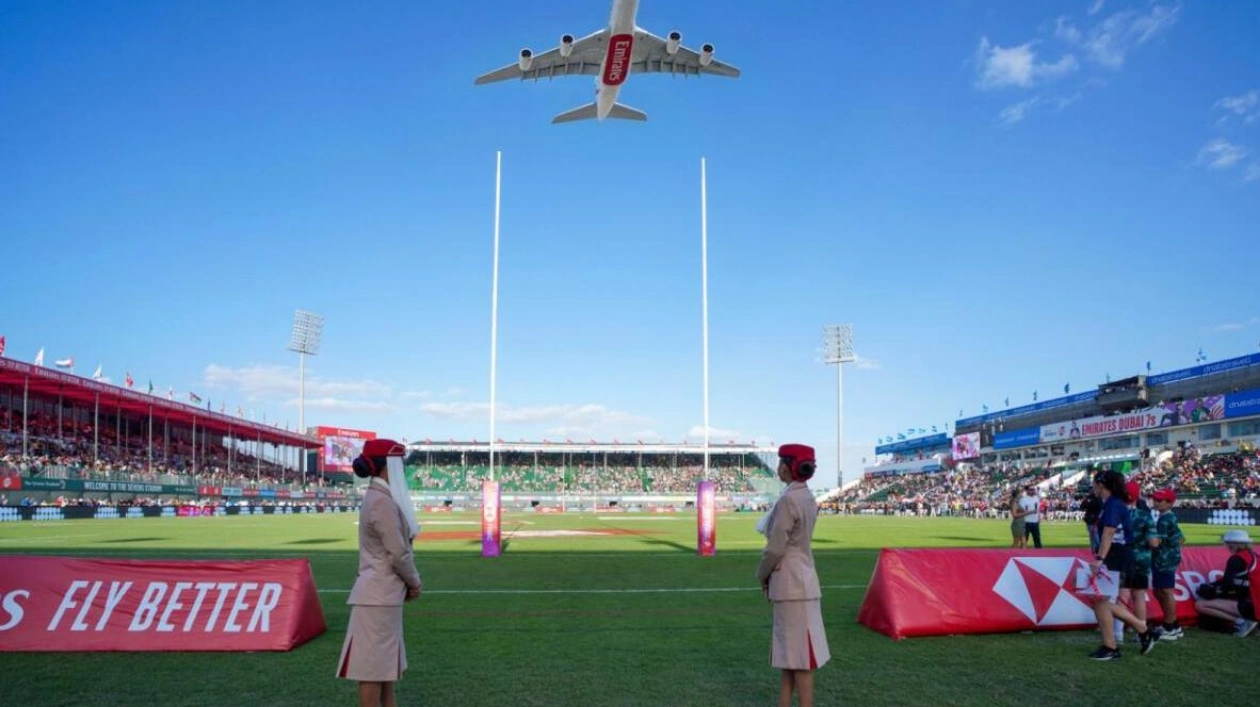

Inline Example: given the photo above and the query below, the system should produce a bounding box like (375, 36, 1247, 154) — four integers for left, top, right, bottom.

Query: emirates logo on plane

(991, 557, 1095, 626)
(602, 34, 634, 86)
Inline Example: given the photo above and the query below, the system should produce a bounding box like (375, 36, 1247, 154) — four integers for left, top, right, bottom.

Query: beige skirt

(771, 599, 830, 671)
(336, 605, 407, 682)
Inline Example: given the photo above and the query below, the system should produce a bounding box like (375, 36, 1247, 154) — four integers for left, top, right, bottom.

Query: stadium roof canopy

(405, 440, 776, 455)
(0, 358, 318, 449)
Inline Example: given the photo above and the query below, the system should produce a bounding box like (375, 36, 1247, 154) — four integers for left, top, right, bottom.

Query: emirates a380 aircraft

(474, 0, 741, 124)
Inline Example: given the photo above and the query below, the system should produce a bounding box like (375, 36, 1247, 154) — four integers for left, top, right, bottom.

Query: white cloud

(1203, 317, 1260, 334)
(203, 364, 391, 400)
(400, 390, 432, 400)
(419, 401, 652, 429)
(1196, 139, 1249, 170)
(973, 37, 1078, 90)
(686, 425, 744, 440)
(1215, 90, 1260, 125)
(1246, 163, 1260, 182)
(441, 387, 465, 398)
(1059, 4, 1180, 69)
(853, 354, 882, 371)
(1087, 0, 1106, 16)
(999, 96, 1043, 125)
(285, 397, 396, 413)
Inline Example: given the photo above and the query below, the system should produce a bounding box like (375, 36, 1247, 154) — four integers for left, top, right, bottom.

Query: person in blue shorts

(1086, 470, 1158, 661)
(1150, 489, 1185, 640)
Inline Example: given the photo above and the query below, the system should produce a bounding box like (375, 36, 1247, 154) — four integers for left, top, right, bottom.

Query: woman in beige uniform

(756, 443, 830, 707)
(336, 439, 423, 707)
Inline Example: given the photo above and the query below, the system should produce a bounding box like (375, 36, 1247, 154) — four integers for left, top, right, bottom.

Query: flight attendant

(336, 439, 423, 707)
(756, 443, 830, 707)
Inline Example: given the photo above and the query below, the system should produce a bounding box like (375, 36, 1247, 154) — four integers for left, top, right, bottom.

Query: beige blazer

(755, 481, 822, 601)
(347, 481, 422, 606)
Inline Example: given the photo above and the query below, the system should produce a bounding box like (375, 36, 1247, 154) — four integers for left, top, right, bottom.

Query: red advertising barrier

(857, 546, 1231, 640)
(0, 556, 326, 652)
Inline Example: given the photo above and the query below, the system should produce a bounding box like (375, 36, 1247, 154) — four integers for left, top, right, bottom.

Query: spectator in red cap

(1150, 489, 1185, 640)
(336, 439, 424, 707)
(756, 443, 829, 707)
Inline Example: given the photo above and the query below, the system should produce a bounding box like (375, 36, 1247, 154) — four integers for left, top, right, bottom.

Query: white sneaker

(1236, 620, 1258, 638)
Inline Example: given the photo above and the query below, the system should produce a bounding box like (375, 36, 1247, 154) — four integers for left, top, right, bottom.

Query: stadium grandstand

(0, 357, 351, 507)
(827, 352, 1260, 522)
(403, 440, 779, 510)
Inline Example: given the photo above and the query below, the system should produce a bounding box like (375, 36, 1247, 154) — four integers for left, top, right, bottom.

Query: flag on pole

(167, 387, 174, 400)
(1064, 383, 1070, 394)
(236, 405, 243, 417)
(1033, 390, 1038, 401)
(189, 392, 203, 404)
(34, 348, 44, 366)
(1145, 360, 1152, 373)
(1004, 397, 1009, 407)
(54, 357, 74, 370)
(0, 335, 6, 357)
(125, 372, 134, 389)
(148, 380, 154, 395)
(93, 365, 103, 381)
(982, 405, 989, 413)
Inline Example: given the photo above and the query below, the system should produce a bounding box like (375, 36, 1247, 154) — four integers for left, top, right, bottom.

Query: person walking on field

(1020, 486, 1043, 549)
(756, 443, 830, 707)
(336, 439, 423, 707)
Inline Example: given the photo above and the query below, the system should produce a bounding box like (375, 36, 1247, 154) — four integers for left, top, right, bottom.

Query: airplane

(473, 0, 740, 124)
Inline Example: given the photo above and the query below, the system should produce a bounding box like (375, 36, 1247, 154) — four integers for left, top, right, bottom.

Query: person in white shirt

(1019, 486, 1043, 549)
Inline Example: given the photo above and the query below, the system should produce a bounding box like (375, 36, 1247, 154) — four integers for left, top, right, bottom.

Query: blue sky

(2, 0, 1258, 490)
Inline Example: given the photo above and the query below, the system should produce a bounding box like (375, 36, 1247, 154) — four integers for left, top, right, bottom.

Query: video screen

(952, 432, 981, 460)
(323, 435, 369, 472)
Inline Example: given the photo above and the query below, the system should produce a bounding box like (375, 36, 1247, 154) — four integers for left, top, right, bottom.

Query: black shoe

(1088, 646, 1121, 661)
(1139, 631, 1157, 655)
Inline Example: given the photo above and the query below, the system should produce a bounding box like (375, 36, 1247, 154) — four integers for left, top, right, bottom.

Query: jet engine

(559, 34, 575, 58)
(519, 48, 533, 71)
(699, 43, 714, 67)
(666, 31, 681, 55)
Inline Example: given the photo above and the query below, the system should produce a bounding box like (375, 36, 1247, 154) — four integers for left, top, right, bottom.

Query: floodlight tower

(288, 309, 324, 482)
(823, 324, 855, 486)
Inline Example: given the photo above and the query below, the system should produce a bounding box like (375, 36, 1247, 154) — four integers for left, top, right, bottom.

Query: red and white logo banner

(0, 556, 326, 652)
(857, 547, 1230, 640)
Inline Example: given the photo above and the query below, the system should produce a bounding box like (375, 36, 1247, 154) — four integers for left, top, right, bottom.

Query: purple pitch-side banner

(696, 480, 716, 556)
(481, 480, 501, 557)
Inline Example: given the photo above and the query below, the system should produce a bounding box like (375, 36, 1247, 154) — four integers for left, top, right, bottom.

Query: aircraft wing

(631, 30, 741, 78)
(475, 30, 608, 84)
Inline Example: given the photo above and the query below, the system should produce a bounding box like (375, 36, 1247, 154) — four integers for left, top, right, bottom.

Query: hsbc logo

(992, 557, 1095, 626)
(992, 556, 1226, 627)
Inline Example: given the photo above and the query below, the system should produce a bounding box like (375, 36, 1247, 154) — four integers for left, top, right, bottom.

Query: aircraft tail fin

(551, 102, 648, 124)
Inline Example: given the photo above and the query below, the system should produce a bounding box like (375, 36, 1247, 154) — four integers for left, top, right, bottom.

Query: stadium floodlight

(823, 324, 855, 486)
(288, 309, 324, 483)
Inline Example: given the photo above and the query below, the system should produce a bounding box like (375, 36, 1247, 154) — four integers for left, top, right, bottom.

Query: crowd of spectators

(822, 447, 1260, 518)
(407, 462, 771, 494)
(1, 408, 314, 490)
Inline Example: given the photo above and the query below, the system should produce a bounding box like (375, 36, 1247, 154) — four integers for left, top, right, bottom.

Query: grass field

(0, 512, 1254, 707)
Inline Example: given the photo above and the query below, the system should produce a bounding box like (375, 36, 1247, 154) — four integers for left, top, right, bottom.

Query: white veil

(386, 455, 421, 539)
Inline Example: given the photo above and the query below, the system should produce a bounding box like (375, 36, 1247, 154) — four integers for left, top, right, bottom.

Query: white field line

(316, 584, 868, 595)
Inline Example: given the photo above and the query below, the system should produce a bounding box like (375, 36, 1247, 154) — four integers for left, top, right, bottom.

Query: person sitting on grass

(1194, 529, 1257, 638)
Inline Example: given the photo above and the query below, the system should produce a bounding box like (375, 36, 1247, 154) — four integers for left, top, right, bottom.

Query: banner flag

(696, 480, 716, 556)
(481, 480, 501, 558)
